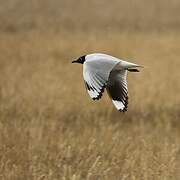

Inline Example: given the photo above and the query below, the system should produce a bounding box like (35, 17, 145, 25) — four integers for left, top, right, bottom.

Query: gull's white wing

(83, 54, 119, 100)
(83, 67, 106, 100)
(106, 68, 128, 112)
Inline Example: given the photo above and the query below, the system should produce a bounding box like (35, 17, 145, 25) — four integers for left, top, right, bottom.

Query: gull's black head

(72, 55, 86, 64)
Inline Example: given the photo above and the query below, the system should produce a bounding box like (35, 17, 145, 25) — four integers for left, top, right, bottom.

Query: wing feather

(83, 55, 119, 100)
(106, 69, 128, 112)
(83, 67, 107, 100)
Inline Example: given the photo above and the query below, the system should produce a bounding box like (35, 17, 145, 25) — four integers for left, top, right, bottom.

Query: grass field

(1, 0, 180, 179)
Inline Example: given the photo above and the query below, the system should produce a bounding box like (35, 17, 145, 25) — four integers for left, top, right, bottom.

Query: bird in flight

(72, 53, 143, 112)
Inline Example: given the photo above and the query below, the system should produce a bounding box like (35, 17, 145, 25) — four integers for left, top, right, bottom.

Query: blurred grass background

(1, 0, 180, 179)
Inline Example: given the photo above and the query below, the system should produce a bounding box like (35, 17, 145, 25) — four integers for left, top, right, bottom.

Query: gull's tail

(120, 60, 143, 72)
(121, 60, 143, 68)
(128, 68, 140, 72)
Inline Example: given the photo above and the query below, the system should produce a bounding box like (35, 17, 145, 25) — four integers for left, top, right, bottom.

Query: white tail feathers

(121, 60, 142, 68)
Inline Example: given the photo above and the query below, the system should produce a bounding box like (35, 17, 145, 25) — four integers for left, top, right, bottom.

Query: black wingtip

(92, 85, 105, 100)
(118, 108, 128, 112)
(118, 96, 128, 112)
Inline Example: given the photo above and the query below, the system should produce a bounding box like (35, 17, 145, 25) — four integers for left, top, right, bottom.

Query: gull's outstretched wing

(83, 55, 119, 100)
(106, 68, 128, 112)
(83, 71, 106, 100)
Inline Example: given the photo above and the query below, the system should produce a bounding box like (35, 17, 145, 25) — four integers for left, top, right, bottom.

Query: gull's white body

(75, 53, 142, 111)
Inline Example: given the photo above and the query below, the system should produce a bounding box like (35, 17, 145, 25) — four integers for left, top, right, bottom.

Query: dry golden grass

(1, 0, 180, 32)
(0, 30, 180, 180)
(1, 0, 180, 179)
